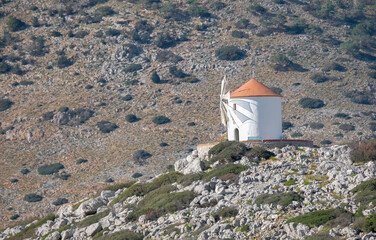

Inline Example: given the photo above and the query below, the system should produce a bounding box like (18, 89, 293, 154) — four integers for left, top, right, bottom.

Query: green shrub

(106, 28, 121, 36)
(10, 178, 19, 183)
(248, 4, 267, 15)
(270, 87, 282, 95)
(50, 31, 62, 37)
(76, 209, 110, 228)
(215, 46, 246, 61)
(0, 62, 12, 74)
(345, 90, 373, 105)
(76, 159, 88, 164)
(209, 141, 246, 164)
(10, 214, 20, 220)
(235, 19, 252, 29)
(270, 53, 293, 71)
(56, 55, 73, 69)
(159, 3, 188, 21)
(7, 16, 26, 32)
(284, 180, 296, 186)
(132, 172, 143, 178)
(151, 71, 161, 83)
(96, 230, 143, 240)
(121, 95, 133, 101)
(370, 122, 376, 132)
(291, 132, 303, 138)
(246, 146, 275, 161)
(104, 181, 136, 191)
(310, 122, 324, 129)
(38, 163, 64, 175)
(255, 192, 303, 207)
(124, 64, 142, 73)
(156, 51, 183, 63)
(364, 212, 376, 232)
(133, 150, 152, 165)
(155, 32, 176, 49)
(0, 99, 14, 111)
(299, 98, 325, 109)
(94, 6, 115, 17)
(29, 36, 46, 57)
(339, 123, 355, 131)
(74, 30, 89, 38)
(231, 30, 248, 38)
(21, 168, 30, 175)
(188, 6, 211, 18)
(350, 140, 376, 163)
(287, 209, 352, 228)
(323, 62, 346, 72)
(169, 66, 187, 78)
(42, 111, 54, 121)
(53, 198, 68, 206)
(212, 207, 238, 221)
(97, 121, 118, 133)
(11, 214, 55, 240)
(125, 114, 139, 123)
(24, 193, 43, 202)
(304, 233, 334, 240)
(320, 140, 332, 145)
(334, 113, 349, 118)
(310, 73, 329, 83)
(282, 121, 293, 130)
(160, 142, 169, 147)
(152, 116, 170, 124)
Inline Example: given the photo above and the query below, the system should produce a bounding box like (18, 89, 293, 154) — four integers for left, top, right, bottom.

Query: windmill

(220, 76, 245, 128)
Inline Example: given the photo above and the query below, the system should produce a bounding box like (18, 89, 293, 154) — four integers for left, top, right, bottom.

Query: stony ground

(3, 144, 376, 239)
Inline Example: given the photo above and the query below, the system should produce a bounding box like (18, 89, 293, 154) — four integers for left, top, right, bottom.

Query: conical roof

(230, 79, 282, 98)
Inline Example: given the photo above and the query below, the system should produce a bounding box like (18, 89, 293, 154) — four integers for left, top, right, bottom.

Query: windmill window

(233, 104, 236, 110)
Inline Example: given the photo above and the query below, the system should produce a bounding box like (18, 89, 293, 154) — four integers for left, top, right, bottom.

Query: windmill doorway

(234, 128, 239, 141)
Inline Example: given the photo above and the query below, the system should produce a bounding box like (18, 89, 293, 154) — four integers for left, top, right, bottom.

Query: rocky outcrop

(3, 144, 376, 240)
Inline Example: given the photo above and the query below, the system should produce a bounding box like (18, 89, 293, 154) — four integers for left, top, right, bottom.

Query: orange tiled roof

(230, 79, 282, 98)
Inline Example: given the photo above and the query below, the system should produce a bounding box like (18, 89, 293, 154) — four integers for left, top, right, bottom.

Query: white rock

(85, 223, 102, 237)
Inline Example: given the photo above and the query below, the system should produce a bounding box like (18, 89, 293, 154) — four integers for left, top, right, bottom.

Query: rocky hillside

(2, 142, 376, 239)
(1, 0, 376, 227)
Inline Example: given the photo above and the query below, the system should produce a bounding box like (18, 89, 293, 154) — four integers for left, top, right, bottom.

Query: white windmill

(220, 77, 283, 142)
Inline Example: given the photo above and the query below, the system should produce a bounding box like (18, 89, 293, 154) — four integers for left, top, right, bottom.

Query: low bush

(334, 113, 349, 118)
(339, 123, 355, 131)
(57, 108, 94, 126)
(10, 179, 19, 183)
(231, 30, 248, 38)
(10, 214, 20, 220)
(104, 181, 136, 192)
(151, 71, 160, 83)
(291, 132, 303, 138)
(169, 66, 187, 78)
(42, 111, 54, 121)
(56, 55, 73, 69)
(323, 62, 346, 72)
(124, 64, 142, 73)
(364, 212, 376, 232)
(21, 168, 30, 175)
(248, 4, 267, 15)
(106, 28, 121, 36)
(299, 98, 325, 109)
(97, 121, 118, 133)
(304, 233, 334, 240)
(310, 73, 330, 83)
(75, 209, 110, 228)
(270, 53, 293, 71)
(156, 51, 183, 63)
(0, 99, 14, 111)
(96, 230, 144, 240)
(188, 6, 211, 18)
(19, 80, 34, 86)
(255, 192, 303, 207)
(76, 159, 88, 164)
(132, 172, 143, 178)
(125, 114, 139, 123)
(287, 209, 353, 228)
(160, 142, 169, 147)
(133, 150, 152, 165)
(202, 164, 249, 182)
(215, 46, 246, 61)
(310, 122, 324, 129)
(370, 122, 376, 132)
(53, 198, 68, 206)
(284, 179, 296, 186)
(74, 30, 89, 38)
(282, 121, 293, 130)
(0, 62, 12, 74)
(345, 90, 373, 105)
(320, 140, 332, 145)
(350, 140, 376, 163)
(24, 193, 43, 202)
(209, 141, 247, 164)
(270, 87, 282, 95)
(11, 214, 55, 240)
(38, 163, 64, 175)
(121, 95, 133, 101)
(152, 116, 170, 124)
(94, 6, 115, 17)
(155, 32, 177, 49)
(235, 19, 251, 29)
(7, 16, 26, 32)
(246, 146, 275, 161)
(212, 207, 238, 221)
